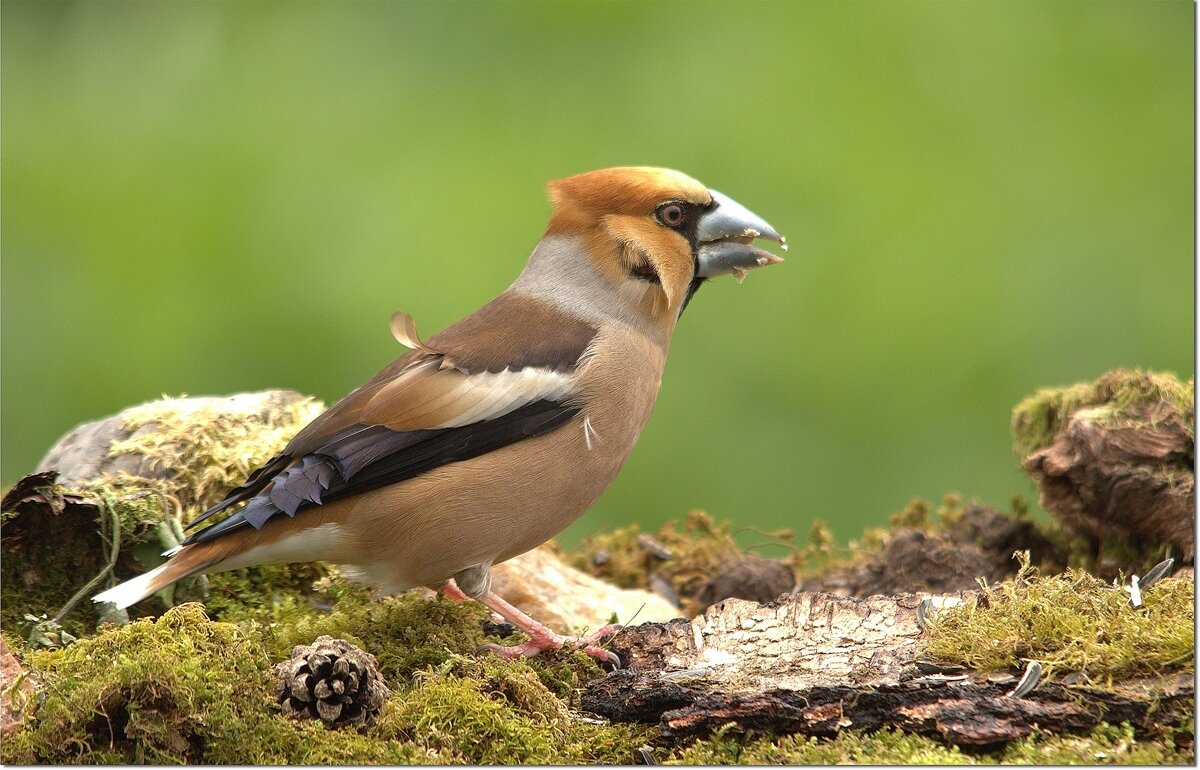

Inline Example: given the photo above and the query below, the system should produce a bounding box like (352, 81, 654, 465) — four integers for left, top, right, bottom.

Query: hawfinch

(94, 166, 785, 663)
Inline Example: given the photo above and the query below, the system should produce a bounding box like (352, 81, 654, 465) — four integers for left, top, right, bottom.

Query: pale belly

(334, 403, 648, 594)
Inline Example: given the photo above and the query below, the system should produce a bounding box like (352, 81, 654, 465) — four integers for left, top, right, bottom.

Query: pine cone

(273, 635, 391, 728)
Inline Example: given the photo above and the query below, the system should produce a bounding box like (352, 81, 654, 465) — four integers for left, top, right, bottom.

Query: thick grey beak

(695, 189, 786, 280)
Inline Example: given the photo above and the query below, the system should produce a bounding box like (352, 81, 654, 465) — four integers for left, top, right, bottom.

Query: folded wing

(182, 292, 597, 547)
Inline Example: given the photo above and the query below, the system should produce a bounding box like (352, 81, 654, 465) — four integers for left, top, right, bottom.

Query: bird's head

(514, 167, 785, 334)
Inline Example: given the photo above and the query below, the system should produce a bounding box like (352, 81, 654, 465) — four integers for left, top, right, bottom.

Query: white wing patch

(432, 368, 575, 428)
(362, 361, 575, 432)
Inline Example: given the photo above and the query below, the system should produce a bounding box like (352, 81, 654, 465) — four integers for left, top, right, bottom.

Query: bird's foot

(469, 587, 623, 666)
(478, 624, 621, 666)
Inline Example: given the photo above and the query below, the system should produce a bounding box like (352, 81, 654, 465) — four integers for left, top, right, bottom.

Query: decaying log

(1024, 411, 1194, 559)
(1014, 370, 1195, 560)
(583, 592, 1194, 748)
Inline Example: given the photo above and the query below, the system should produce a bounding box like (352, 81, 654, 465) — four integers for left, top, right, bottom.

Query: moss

(1, 600, 654, 765)
(668, 722, 1193, 765)
(373, 662, 653, 764)
(937, 492, 966, 527)
(377, 670, 560, 763)
(924, 556, 1194, 681)
(800, 518, 839, 572)
(671, 727, 976, 764)
(199, 562, 333, 624)
(890, 497, 932, 530)
(1011, 369, 1194, 460)
(1, 604, 279, 764)
(249, 583, 612, 704)
(523, 645, 607, 706)
(1000, 722, 1194, 765)
(259, 588, 494, 684)
(107, 394, 325, 512)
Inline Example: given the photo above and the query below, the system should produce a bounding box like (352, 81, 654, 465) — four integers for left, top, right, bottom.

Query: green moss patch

(373, 661, 654, 764)
(106, 394, 325, 512)
(999, 721, 1194, 765)
(668, 722, 1193, 765)
(1, 600, 655, 765)
(1, 604, 278, 764)
(924, 557, 1194, 681)
(256, 585, 490, 682)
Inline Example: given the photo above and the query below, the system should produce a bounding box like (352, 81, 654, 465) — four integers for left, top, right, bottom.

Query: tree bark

(583, 592, 1193, 748)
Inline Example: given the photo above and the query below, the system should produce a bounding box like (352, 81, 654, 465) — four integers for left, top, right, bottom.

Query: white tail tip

(92, 562, 172, 610)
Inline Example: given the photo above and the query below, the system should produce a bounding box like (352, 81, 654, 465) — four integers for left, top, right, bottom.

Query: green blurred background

(2, 1, 1193, 548)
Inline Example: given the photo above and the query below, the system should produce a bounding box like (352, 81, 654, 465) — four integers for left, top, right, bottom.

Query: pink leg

(440, 581, 505, 624)
(473, 589, 621, 667)
(441, 582, 469, 601)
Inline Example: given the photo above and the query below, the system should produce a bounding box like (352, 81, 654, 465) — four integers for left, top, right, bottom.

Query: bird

(93, 166, 785, 664)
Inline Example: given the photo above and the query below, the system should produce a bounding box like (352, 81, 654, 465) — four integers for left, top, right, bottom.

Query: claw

(581, 645, 621, 668)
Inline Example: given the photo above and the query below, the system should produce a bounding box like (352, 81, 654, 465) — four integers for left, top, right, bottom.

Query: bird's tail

(92, 545, 219, 610)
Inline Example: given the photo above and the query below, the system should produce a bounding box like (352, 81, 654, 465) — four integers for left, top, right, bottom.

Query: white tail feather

(92, 562, 173, 610)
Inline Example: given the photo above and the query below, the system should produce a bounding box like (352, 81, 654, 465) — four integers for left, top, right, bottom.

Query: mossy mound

(1011, 369, 1194, 461)
(2, 381, 1193, 764)
(252, 579, 491, 682)
(101, 393, 325, 512)
(0, 602, 655, 765)
(6, 596, 1189, 765)
(1, 392, 329, 641)
(2, 604, 279, 764)
(371, 659, 654, 764)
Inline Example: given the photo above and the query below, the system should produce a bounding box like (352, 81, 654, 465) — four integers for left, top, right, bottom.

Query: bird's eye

(656, 202, 686, 228)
